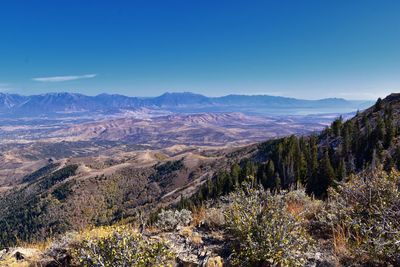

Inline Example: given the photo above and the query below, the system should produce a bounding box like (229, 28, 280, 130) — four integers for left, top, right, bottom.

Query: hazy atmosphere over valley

(0, 1, 399, 267)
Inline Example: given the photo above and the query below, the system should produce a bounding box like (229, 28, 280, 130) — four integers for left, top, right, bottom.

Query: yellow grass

(332, 225, 350, 257)
(191, 205, 206, 226)
(191, 233, 203, 246)
(17, 238, 54, 252)
(205, 256, 224, 267)
(286, 200, 305, 219)
(179, 226, 193, 238)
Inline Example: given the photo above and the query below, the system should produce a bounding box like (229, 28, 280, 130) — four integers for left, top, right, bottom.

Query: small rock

(0, 249, 7, 260)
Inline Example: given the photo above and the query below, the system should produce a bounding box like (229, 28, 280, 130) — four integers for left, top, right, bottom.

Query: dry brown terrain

(0, 112, 333, 188)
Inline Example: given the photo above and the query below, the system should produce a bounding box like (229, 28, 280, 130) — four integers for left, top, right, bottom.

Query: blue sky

(0, 0, 399, 100)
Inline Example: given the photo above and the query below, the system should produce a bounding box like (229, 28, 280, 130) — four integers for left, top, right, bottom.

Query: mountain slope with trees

(186, 93, 400, 205)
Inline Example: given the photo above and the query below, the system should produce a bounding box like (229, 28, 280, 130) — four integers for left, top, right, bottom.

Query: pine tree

(384, 107, 395, 148)
(384, 155, 395, 172)
(316, 150, 335, 198)
(256, 164, 266, 186)
(274, 172, 281, 193)
(374, 97, 383, 111)
(299, 137, 310, 182)
(310, 136, 319, 179)
(331, 116, 343, 137)
(230, 163, 241, 186)
(376, 116, 385, 142)
(337, 158, 346, 181)
(342, 122, 352, 156)
(395, 146, 400, 170)
(240, 160, 256, 182)
(371, 149, 380, 170)
(264, 160, 275, 189)
(306, 136, 319, 195)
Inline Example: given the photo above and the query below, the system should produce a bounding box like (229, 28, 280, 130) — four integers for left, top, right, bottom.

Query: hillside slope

(0, 145, 256, 247)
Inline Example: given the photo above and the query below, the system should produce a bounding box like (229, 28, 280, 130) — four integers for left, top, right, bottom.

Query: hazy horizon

(0, 90, 379, 102)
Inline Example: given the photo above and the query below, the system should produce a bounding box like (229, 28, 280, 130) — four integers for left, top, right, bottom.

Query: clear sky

(0, 0, 399, 100)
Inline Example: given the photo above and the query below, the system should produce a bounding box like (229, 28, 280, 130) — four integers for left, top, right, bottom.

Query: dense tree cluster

(0, 165, 78, 247)
(22, 162, 60, 183)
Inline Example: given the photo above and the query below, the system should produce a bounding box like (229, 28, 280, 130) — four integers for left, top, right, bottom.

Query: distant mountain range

(0, 92, 373, 117)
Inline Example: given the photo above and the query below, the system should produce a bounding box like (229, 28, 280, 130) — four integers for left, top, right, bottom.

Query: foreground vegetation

(1, 167, 399, 266)
(72, 226, 175, 266)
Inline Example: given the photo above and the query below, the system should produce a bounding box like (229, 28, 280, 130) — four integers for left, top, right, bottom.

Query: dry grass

(0, 260, 31, 267)
(17, 238, 54, 252)
(0, 248, 44, 267)
(0, 238, 56, 267)
(154, 152, 168, 161)
(205, 256, 224, 267)
(75, 225, 139, 243)
(178, 226, 203, 246)
(191, 233, 203, 246)
(145, 225, 159, 233)
(179, 226, 193, 238)
(285, 191, 323, 222)
(332, 225, 350, 257)
(191, 205, 206, 226)
(210, 231, 224, 241)
(286, 200, 305, 219)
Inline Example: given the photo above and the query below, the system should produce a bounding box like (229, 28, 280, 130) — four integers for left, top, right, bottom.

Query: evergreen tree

(374, 97, 383, 111)
(306, 136, 319, 196)
(274, 172, 281, 193)
(342, 122, 352, 156)
(240, 160, 256, 182)
(230, 163, 241, 186)
(298, 137, 309, 182)
(315, 150, 335, 198)
(337, 158, 346, 181)
(395, 146, 400, 170)
(331, 116, 343, 137)
(256, 164, 267, 186)
(371, 149, 380, 170)
(376, 116, 385, 142)
(264, 160, 275, 189)
(384, 107, 395, 148)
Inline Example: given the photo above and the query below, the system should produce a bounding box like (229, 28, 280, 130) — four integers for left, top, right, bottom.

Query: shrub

(191, 206, 206, 226)
(284, 189, 323, 221)
(203, 208, 225, 230)
(224, 183, 314, 266)
(45, 231, 78, 265)
(72, 226, 175, 266)
(323, 168, 400, 264)
(205, 256, 224, 267)
(156, 209, 192, 231)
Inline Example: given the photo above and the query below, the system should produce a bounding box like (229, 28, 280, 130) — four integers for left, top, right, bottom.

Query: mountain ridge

(0, 91, 373, 117)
